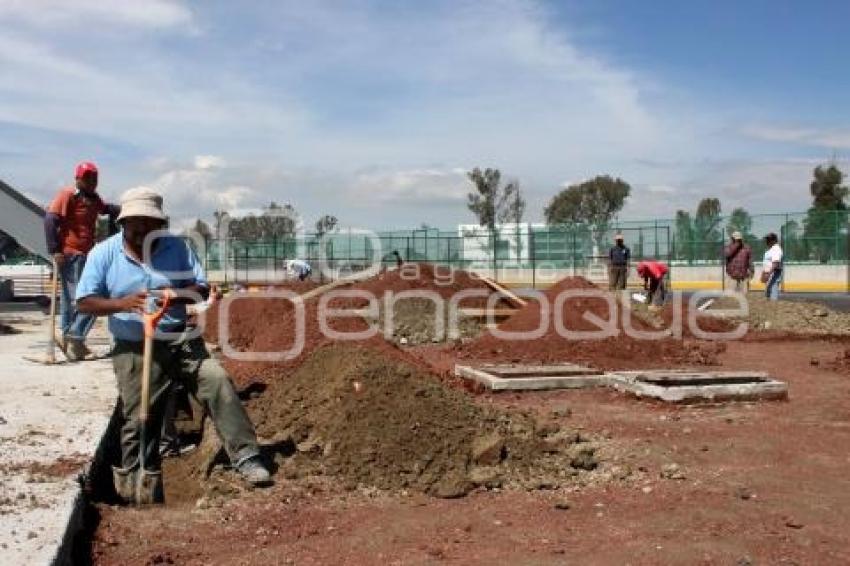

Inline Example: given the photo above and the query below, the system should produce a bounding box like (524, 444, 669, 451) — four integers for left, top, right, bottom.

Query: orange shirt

(47, 187, 107, 255)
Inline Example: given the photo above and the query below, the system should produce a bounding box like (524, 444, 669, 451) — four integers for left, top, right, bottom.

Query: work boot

(112, 465, 137, 504)
(236, 455, 273, 487)
(136, 469, 165, 505)
(65, 337, 88, 362)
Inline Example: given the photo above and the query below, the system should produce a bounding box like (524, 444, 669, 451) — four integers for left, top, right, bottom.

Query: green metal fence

(193, 210, 848, 289)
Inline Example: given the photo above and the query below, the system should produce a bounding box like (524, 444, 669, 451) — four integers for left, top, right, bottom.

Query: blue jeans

(59, 254, 96, 340)
(764, 269, 782, 301)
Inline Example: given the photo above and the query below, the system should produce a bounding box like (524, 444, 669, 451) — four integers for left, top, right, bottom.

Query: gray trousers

(112, 335, 259, 471)
(609, 265, 628, 290)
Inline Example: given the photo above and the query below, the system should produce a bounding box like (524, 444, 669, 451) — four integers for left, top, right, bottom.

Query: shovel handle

(138, 292, 170, 424)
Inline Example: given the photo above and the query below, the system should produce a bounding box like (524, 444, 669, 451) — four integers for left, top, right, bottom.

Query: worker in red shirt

(43, 162, 119, 360)
(636, 260, 669, 308)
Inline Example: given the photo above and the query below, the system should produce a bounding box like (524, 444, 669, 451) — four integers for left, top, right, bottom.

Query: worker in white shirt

(285, 259, 313, 281)
(760, 232, 783, 301)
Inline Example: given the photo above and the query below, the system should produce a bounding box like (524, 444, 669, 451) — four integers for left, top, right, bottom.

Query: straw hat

(116, 187, 166, 221)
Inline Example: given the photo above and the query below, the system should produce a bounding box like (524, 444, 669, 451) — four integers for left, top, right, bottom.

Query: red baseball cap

(74, 161, 98, 178)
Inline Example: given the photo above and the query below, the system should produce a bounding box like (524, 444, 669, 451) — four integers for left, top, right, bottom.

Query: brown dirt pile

(707, 294, 850, 335)
(456, 276, 725, 369)
(245, 343, 598, 498)
(203, 264, 510, 385)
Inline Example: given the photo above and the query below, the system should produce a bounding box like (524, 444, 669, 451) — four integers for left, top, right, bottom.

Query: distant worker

(607, 233, 630, 290)
(636, 260, 669, 308)
(76, 187, 272, 502)
(724, 231, 753, 292)
(761, 232, 783, 301)
(285, 258, 312, 281)
(392, 250, 404, 269)
(43, 161, 119, 360)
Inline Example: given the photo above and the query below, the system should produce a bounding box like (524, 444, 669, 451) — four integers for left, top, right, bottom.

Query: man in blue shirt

(607, 233, 630, 290)
(76, 187, 271, 503)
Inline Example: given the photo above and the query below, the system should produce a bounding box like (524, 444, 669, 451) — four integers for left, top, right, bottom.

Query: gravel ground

(0, 313, 115, 565)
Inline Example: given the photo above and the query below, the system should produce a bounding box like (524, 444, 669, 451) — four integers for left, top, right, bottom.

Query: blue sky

(1, 0, 848, 229)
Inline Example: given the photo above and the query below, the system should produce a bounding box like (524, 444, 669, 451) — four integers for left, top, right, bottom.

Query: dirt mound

(204, 264, 510, 385)
(348, 263, 506, 306)
(245, 343, 597, 497)
(456, 276, 724, 369)
(706, 294, 850, 335)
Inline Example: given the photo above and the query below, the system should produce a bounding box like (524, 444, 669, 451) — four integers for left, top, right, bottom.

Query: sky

(2, 0, 850, 230)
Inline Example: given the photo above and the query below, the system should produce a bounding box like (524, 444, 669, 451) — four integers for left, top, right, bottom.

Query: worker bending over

(636, 260, 669, 308)
(285, 258, 312, 281)
(76, 188, 271, 503)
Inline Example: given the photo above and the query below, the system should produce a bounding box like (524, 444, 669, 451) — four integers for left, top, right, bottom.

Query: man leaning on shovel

(75, 187, 271, 503)
(43, 161, 120, 360)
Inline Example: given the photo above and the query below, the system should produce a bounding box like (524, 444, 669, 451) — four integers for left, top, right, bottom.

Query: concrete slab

(454, 363, 609, 391)
(0, 312, 116, 565)
(608, 370, 789, 403)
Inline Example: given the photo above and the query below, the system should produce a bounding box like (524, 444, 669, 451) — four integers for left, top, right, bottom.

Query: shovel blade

(112, 466, 137, 503)
(136, 469, 164, 505)
(22, 355, 62, 365)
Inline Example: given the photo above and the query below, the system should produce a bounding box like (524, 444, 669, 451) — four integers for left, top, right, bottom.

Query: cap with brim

(614, 233, 624, 240)
(731, 231, 742, 240)
(116, 187, 166, 222)
(75, 161, 98, 179)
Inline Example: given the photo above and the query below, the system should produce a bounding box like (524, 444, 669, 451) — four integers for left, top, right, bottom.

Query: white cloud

(350, 169, 468, 205)
(5, 0, 839, 229)
(742, 124, 850, 149)
(0, 0, 193, 29)
(646, 184, 676, 194)
(146, 159, 259, 219)
(194, 155, 226, 170)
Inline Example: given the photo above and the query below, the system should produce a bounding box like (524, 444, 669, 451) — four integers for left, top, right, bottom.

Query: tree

(544, 175, 631, 255)
(227, 202, 299, 240)
(190, 219, 212, 240)
(726, 207, 753, 241)
(781, 219, 804, 260)
(674, 210, 694, 262)
(466, 168, 526, 264)
(466, 168, 526, 230)
(694, 197, 722, 260)
(315, 215, 338, 235)
(803, 164, 848, 262)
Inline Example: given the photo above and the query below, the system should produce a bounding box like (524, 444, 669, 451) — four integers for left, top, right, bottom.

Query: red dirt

(203, 264, 510, 387)
(455, 277, 726, 370)
(91, 337, 850, 565)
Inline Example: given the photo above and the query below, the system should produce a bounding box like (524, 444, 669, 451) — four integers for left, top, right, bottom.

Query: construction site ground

(89, 338, 850, 565)
(5, 272, 850, 564)
(0, 311, 115, 565)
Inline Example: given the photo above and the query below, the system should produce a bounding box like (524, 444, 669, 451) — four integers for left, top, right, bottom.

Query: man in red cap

(43, 161, 120, 360)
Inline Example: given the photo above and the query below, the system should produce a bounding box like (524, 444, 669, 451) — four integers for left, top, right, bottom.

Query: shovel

(136, 291, 171, 505)
(23, 259, 62, 365)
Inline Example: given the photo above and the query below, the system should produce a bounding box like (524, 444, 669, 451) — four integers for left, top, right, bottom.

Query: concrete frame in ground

(454, 363, 609, 391)
(455, 363, 788, 402)
(607, 370, 789, 403)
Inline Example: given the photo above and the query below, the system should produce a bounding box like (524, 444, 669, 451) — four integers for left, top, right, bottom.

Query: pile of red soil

(347, 263, 510, 308)
(203, 264, 508, 386)
(456, 277, 725, 370)
(245, 343, 597, 497)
